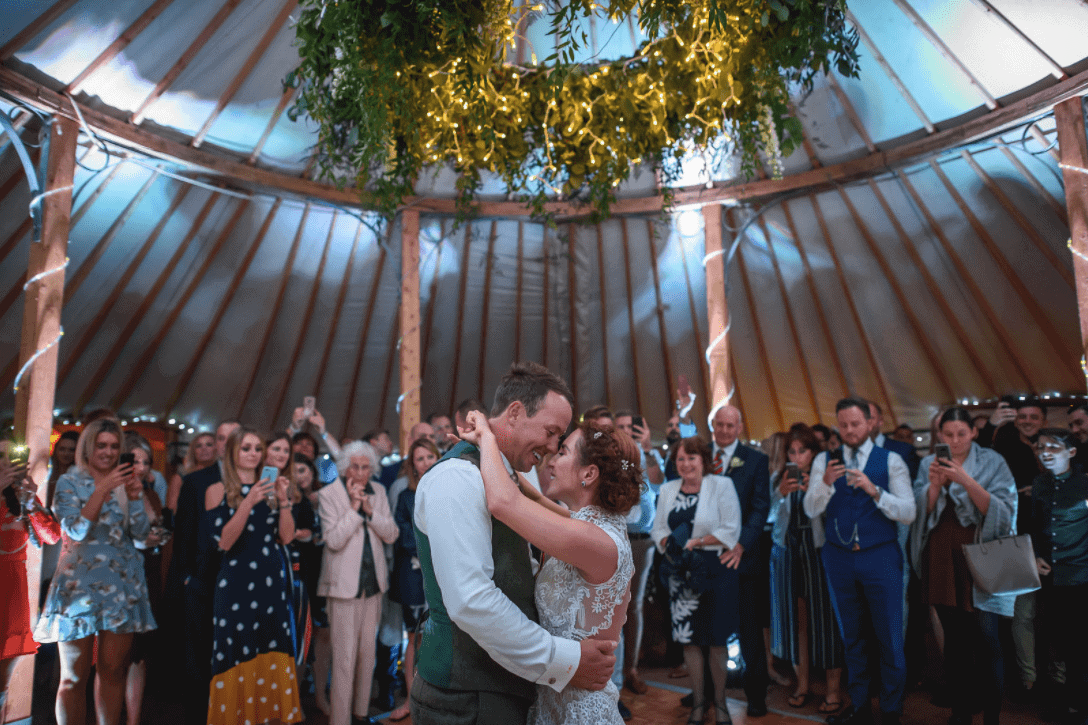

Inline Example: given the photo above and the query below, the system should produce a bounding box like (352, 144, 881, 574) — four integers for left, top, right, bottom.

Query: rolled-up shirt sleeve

(804, 451, 833, 519)
(415, 460, 581, 692)
(876, 451, 916, 525)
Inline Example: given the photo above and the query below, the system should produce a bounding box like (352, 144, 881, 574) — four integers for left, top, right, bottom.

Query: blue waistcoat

(825, 446, 897, 551)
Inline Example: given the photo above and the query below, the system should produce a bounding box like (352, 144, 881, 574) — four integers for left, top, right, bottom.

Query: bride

(459, 411, 643, 725)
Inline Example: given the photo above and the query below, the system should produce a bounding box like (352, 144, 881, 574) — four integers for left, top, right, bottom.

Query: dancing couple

(409, 361, 644, 725)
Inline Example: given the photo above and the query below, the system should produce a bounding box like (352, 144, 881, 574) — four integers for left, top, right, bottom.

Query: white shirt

(414, 453, 580, 692)
(803, 438, 916, 525)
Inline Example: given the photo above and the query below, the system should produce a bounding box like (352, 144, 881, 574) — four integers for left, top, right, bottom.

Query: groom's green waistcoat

(414, 441, 538, 699)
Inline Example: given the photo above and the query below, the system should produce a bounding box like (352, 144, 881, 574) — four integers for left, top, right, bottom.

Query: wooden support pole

(9, 115, 78, 725)
(399, 210, 422, 452)
(702, 203, 730, 416)
(646, 219, 676, 419)
(1055, 96, 1088, 390)
(448, 224, 473, 415)
(619, 219, 644, 416)
(477, 221, 498, 401)
(595, 224, 613, 411)
(420, 221, 445, 381)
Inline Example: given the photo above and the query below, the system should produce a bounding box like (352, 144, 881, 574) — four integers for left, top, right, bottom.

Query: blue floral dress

(35, 468, 156, 642)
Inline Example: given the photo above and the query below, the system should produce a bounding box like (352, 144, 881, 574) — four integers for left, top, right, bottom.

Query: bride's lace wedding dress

(527, 505, 635, 725)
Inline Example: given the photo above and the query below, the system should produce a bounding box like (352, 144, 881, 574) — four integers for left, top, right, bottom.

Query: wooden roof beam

(130, 0, 246, 125)
(676, 220, 712, 425)
(342, 231, 391, 434)
(161, 199, 282, 417)
(66, 0, 177, 94)
(420, 221, 446, 380)
(191, 0, 300, 148)
(7, 65, 1088, 216)
(996, 145, 1067, 225)
(477, 221, 498, 401)
(846, 10, 935, 134)
(447, 223, 473, 414)
(72, 190, 221, 414)
(108, 199, 250, 413)
(646, 218, 676, 418)
(313, 222, 363, 400)
(269, 210, 336, 426)
(567, 224, 581, 413)
(0, 0, 81, 60)
(513, 221, 524, 362)
(967, 0, 1067, 80)
(236, 203, 310, 420)
(891, 0, 999, 110)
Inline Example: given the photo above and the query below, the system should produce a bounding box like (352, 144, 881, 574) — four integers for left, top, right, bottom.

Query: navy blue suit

(717, 442, 771, 709)
(165, 462, 222, 725)
(821, 447, 907, 716)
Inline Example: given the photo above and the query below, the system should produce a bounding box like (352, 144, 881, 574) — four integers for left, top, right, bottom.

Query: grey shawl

(909, 443, 1018, 616)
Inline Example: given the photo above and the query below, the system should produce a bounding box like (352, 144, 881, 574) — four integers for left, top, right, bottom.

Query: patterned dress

(664, 491, 738, 647)
(206, 484, 302, 725)
(527, 506, 634, 725)
(35, 469, 156, 642)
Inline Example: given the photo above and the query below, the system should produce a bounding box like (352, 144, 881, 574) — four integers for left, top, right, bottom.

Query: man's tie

(847, 448, 859, 471)
(713, 449, 725, 475)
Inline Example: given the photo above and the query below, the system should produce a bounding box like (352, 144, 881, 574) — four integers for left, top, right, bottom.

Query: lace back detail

(533, 506, 634, 641)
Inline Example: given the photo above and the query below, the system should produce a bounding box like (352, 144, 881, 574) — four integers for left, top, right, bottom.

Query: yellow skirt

(207, 650, 302, 725)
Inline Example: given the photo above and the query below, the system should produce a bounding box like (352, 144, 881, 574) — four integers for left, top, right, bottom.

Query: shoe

(827, 704, 874, 725)
(715, 703, 733, 725)
(746, 701, 768, 717)
(618, 700, 633, 721)
(681, 692, 693, 708)
(788, 693, 815, 708)
(818, 698, 845, 714)
(687, 701, 706, 725)
(880, 713, 901, 725)
(624, 672, 649, 695)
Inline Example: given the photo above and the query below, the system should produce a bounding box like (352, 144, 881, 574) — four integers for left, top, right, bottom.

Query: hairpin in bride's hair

(621, 459, 632, 471)
(593, 431, 603, 439)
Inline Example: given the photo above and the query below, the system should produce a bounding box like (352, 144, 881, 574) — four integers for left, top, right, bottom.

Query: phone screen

(935, 444, 952, 462)
(118, 452, 135, 468)
(632, 415, 645, 430)
(785, 462, 800, 483)
(828, 448, 844, 465)
(8, 444, 29, 466)
(261, 466, 280, 483)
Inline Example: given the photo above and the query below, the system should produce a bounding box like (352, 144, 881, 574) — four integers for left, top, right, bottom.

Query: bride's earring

(580, 480, 587, 488)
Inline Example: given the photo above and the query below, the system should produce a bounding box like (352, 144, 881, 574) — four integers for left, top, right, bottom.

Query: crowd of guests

(1, 388, 1087, 725)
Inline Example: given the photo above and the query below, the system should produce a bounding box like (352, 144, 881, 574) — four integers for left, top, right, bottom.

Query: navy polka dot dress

(206, 484, 301, 724)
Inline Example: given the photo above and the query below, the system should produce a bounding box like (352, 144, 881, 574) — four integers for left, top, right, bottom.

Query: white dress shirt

(712, 440, 740, 471)
(803, 438, 916, 525)
(414, 453, 580, 692)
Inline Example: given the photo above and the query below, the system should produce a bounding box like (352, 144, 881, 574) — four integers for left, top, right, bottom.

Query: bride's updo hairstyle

(578, 420, 643, 514)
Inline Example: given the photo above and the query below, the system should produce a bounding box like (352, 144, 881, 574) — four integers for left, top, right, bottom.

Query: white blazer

(316, 478, 399, 599)
(651, 474, 741, 554)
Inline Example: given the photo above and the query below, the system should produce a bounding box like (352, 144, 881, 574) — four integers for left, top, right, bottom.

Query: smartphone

(828, 448, 844, 466)
(118, 452, 135, 468)
(261, 465, 280, 484)
(631, 415, 645, 430)
(785, 462, 800, 483)
(935, 444, 952, 464)
(303, 396, 316, 418)
(8, 443, 29, 466)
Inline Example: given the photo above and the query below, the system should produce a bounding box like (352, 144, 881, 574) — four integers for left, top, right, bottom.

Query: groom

(410, 362, 618, 724)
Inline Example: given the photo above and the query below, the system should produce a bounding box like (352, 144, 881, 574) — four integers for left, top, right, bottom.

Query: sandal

(788, 692, 814, 708)
(715, 703, 732, 725)
(687, 701, 706, 725)
(818, 698, 845, 714)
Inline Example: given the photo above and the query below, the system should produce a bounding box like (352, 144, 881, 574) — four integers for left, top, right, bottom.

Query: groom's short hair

(490, 362, 573, 418)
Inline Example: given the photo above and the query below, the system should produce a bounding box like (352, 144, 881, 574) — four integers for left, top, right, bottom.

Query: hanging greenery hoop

(289, 0, 860, 222)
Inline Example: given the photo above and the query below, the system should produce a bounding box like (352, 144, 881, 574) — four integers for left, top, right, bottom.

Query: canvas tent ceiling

(1, 0, 1087, 440)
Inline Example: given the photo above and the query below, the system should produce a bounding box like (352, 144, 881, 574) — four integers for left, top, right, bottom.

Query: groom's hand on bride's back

(570, 639, 618, 691)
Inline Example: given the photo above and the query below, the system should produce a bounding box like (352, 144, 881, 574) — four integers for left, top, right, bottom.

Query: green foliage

(288, 0, 860, 222)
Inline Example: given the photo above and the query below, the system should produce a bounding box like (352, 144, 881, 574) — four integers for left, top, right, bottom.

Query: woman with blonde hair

(165, 431, 215, 514)
(35, 417, 155, 725)
(204, 426, 300, 725)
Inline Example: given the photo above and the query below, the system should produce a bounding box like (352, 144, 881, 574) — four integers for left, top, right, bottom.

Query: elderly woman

(317, 440, 398, 725)
(909, 407, 1017, 725)
(35, 418, 155, 725)
(652, 436, 741, 725)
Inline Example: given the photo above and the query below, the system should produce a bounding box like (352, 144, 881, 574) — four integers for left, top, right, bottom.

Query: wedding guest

(1, 443, 38, 715)
(35, 418, 156, 725)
